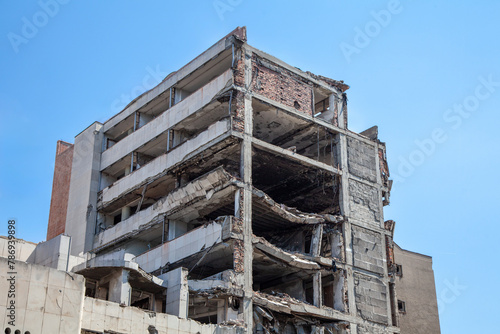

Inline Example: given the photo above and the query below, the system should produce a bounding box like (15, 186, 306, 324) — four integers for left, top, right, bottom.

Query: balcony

(101, 69, 234, 174)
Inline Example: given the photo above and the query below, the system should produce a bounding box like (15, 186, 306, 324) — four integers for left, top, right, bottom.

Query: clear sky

(1, 1, 498, 332)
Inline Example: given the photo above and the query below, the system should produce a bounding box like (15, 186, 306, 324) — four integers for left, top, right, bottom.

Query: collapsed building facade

(1, 27, 440, 333)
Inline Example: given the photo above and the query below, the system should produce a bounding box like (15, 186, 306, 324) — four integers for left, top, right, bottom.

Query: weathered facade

(1, 27, 440, 333)
(393, 244, 441, 334)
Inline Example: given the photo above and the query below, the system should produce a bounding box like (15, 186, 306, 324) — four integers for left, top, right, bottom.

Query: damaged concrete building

(1, 27, 440, 333)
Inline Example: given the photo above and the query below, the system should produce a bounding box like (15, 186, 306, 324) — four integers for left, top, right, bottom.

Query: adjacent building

(1, 27, 440, 334)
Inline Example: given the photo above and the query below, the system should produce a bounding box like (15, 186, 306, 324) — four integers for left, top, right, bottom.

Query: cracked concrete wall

(349, 180, 381, 226)
(357, 324, 388, 334)
(347, 137, 376, 182)
(99, 118, 231, 207)
(354, 272, 388, 325)
(96, 167, 232, 249)
(0, 257, 85, 334)
(81, 295, 243, 334)
(352, 226, 384, 275)
(160, 267, 189, 318)
(134, 220, 227, 273)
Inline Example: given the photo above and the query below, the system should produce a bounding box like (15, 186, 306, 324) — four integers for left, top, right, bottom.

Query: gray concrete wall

(0, 257, 242, 334)
(0, 257, 85, 333)
(353, 272, 388, 325)
(357, 323, 388, 334)
(394, 244, 441, 334)
(134, 219, 228, 273)
(30, 234, 70, 270)
(81, 296, 246, 334)
(349, 180, 381, 226)
(351, 226, 385, 275)
(347, 137, 377, 182)
(0, 236, 36, 262)
(160, 267, 189, 318)
(65, 122, 103, 255)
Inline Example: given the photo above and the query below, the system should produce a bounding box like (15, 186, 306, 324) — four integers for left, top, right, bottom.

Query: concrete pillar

(217, 299, 238, 324)
(337, 133, 357, 334)
(310, 224, 323, 257)
(108, 269, 132, 305)
(217, 300, 225, 324)
(241, 50, 254, 331)
(121, 206, 131, 221)
(161, 267, 188, 318)
(312, 326, 325, 334)
(331, 232, 343, 259)
(313, 272, 322, 307)
(176, 173, 189, 188)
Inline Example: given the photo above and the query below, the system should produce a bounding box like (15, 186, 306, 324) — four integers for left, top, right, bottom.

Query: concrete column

(337, 94, 346, 129)
(217, 300, 225, 324)
(310, 224, 323, 257)
(108, 269, 132, 305)
(217, 299, 238, 324)
(313, 272, 322, 307)
(176, 173, 189, 188)
(337, 133, 357, 334)
(241, 47, 254, 331)
(161, 267, 189, 318)
(121, 206, 131, 221)
(312, 326, 325, 334)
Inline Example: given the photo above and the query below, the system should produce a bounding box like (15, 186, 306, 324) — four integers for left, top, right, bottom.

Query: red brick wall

(251, 55, 313, 116)
(231, 91, 245, 132)
(47, 140, 74, 240)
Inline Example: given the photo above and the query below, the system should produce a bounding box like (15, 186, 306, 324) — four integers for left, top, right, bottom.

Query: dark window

(398, 300, 406, 313)
(395, 264, 403, 277)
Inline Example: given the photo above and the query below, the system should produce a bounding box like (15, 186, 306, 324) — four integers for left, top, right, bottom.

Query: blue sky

(1, 1, 499, 332)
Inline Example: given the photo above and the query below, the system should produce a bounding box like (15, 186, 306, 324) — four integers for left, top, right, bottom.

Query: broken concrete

(18, 26, 442, 334)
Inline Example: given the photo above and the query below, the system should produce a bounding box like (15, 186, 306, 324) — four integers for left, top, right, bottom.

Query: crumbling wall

(357, 324, 387, 334)
(81, 296, 243, 334)
(354, 272, 388, 325)
(233, 48, 245, 88)
(349, 180, 381, 226)
(379, 148, 389, 185)
(352, 226, 384, 275)
(232, 90, 245, 132)
(347, 137, 376, 182)
(251, 55, 313, 116)
(233, 239, 244, 273)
